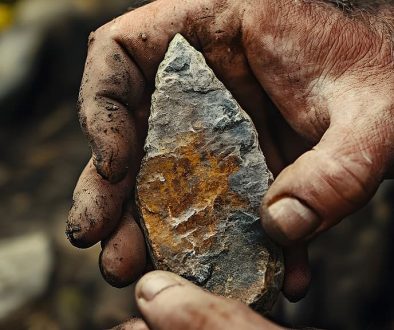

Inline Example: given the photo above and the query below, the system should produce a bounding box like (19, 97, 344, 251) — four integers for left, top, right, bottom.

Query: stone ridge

(136, 34, 284, 312)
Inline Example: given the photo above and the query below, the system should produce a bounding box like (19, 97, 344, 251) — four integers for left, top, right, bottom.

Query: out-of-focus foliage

(0, 4, 13, 31)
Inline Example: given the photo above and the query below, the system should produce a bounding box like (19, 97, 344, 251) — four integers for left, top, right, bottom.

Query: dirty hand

(112, 271, 282, 330)
(67, 0, 394, 301)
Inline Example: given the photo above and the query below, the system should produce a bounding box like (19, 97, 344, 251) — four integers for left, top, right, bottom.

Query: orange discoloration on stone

(137, 133, 247, 264)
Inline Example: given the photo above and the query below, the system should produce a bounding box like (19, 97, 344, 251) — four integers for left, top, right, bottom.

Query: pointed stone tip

(157, 33, 204, 84)
(165, 34, 187, 56)
(170, 33, 188, 45)
(165, 33, 196, 60)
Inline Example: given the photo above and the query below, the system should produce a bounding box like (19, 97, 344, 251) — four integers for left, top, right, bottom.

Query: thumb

(261, 120, 391, 246)
(135, 271, 281, 330)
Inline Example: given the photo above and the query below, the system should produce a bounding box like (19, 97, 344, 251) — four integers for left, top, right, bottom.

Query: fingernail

(137, 273, 180, 301)
(263, 197, 321, 245)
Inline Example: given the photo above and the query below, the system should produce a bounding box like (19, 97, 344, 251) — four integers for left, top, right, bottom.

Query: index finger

(68, 0, 220, 252)
(79, 21, 146, 183)
(79, 0, 205, 182)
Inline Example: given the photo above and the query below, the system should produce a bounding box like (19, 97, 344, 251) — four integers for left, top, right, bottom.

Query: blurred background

(0, 0, 392, 329)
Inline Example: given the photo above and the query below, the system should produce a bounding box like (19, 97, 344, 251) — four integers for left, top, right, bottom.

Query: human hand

(112, 271, 283, 330)
(66, 0, 394, 301)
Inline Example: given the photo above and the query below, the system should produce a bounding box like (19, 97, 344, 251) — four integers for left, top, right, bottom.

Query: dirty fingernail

(137, 273, 180, 302)
(263, 197, 320, 246)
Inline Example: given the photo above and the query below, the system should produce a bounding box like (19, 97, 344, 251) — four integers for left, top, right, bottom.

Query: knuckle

(99, 15, 125, 38)
(315, 148, 377, 207)
(87, 31, 96, 48)
(94, 150, 128, 183)
(87, 19, 120, 52)
(93, 21, 113, 40)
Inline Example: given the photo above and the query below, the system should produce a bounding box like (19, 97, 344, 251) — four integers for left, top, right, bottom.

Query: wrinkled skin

(66, 0, 394, 326)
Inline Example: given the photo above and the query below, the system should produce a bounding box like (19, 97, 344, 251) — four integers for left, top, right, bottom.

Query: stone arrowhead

(136, 34, 283, 311)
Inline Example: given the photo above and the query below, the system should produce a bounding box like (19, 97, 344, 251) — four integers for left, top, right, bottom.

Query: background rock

(0, 232, 52, 320)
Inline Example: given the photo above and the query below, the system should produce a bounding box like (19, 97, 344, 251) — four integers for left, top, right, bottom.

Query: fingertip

(66, 197, 119, 249)
(99, 250, 132, 288)
(66, 159, 131, 249)
(66, 227, 92, 249)
(282, 245, 311, 302)
(99, 249, 145, 289)
(66, 206, 97, 249)
(283, 273, 311, 303)
(99, 215, 147, 288)
(260, 197, 312, 301)
(283, 272, 311, 303)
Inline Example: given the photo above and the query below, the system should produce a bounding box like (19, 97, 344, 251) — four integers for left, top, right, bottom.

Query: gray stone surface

(136, 34, 283, 311)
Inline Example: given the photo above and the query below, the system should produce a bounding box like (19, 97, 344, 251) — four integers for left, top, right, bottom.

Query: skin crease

(66, 0, 393, 327)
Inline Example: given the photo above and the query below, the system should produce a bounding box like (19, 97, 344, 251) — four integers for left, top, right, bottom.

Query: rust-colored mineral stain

(137, 133, 247, 262)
